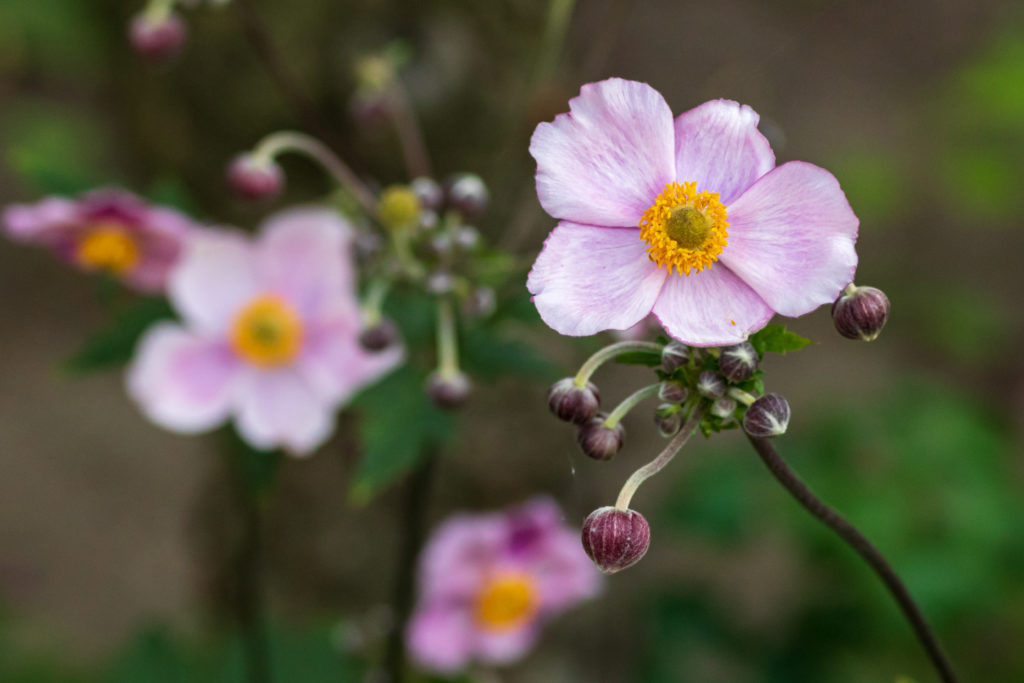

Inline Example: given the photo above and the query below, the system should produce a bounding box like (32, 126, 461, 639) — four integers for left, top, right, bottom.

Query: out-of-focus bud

(658, 381, 688, 404)
(426, 370, 472, 410)
(742, 393, 791, 437)
(129, 11, 187, 62)
(710, 397, 737, 419)
(377, 185, 421, 230)
(445, 173, 489, 217)
(718, 341, 758, 383)
(462, 287, 496, 319)
(410, 177, 443, 211)
(425, 270, 455, 295)
(581, 507, 651, 574)
(660, 341, 688, 373)
(454, 226, 481, 251)
(358, 319, 399, 351)
(654, 404, 682, 437)
(419, 209, 439, 230)
(547, 378, 600, 424)
(832, 284, 890, 341)
(577, 414, 624, 461)
(350, 91, 390, 129)
(227, 154, 284, 201)
(696, 371, 726, 400)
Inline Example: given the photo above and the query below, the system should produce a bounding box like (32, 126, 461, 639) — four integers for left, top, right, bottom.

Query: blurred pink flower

(126, 207, 402, 455)
(407, 497, 601, 674)
(2, 188, 198, 293)
(527, 78, 859, 346)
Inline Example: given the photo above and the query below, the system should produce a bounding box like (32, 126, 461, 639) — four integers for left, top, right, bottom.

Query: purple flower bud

(576, 414, 624, 461)
(658, 381, 688, 404)
(426, 370, 472, 410)
(410, 177, 443, 211)
(445, 173, 489, 217)
(710, 397, 737, 419)
(654, 404, 682, 437)
(547, 378, 600, 423)
(129, 11, 188, 62)
(743, 393, 791, 437)
(718, 341, 758, 383)
(832, 284, 891, 341)
(660, 340, 688, 373)
(696, 371, 726, 400)
(358, 319, 399, 351)
(227, 154, 284, 201)
(581, 507, 651, 574)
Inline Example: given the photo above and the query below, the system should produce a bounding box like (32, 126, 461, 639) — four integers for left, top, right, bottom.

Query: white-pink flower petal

(527, 222, 667, 336)
(530, 78, 676, 227)
(722, 161, 859, 317)
(234, 368, 336, 455)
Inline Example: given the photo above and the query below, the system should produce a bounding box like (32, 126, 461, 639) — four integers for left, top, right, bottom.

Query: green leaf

(349, 366, 454, 505)
(748, 324, 813, 356)
(614, 350, 663, 367)
(63, 298, 176, 374)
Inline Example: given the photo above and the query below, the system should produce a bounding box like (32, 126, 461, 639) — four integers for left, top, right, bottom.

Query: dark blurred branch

(383, 449, 438, 683)
(747, 435, 960, 683)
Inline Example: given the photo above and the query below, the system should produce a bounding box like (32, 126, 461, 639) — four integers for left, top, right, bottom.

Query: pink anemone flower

(407, 497, 601, 674)
(2, 188, 198, 293)
(527, 78, 859, 346)
(126, 207, 402, 455)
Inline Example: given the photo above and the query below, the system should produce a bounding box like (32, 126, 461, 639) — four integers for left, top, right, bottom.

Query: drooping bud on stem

(358, 319, 399, 351)
(581, 507, 651, 574)
(129, 11, 187, 62)
(547, 378, 600, 424)
(832, 284, 891, 341)
(658, 381, 688, 404)
(426, 370, 472, 410)
(743, 393, 791, 437)
(227, 154, 285, 201)
(577, 414, 624, 461)
(718, 341, 758, 382)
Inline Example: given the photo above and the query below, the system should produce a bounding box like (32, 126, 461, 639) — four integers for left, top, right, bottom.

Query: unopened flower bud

(129, 11, 188, 62)
(454, 226, 481, 251)
(710, 397, 737, 419)
(377, 185, 421, 230)
(743, 393, 791, 438)
(462, 287, 496, 319)
(718, 341, 758, 383)
(654, 404, 682, 437)
(581, 507, 651, 574)
(547, 378, 600, 424)
(660, 341, 688, 373)
(445, 173, 489, 217)
(358, 319, 399, 351)
(227, 154, 284, 201)
(425, 271, 455, 295)
(658, 381, 688, 404)
(410, 177, 443, 211)
(577, 414, 624, 461)
(696, 371, 726, 399)
(426, 370, 472, 410)
(832, 284, 890, 341)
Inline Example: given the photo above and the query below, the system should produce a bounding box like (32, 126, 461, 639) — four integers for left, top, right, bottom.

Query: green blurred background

(1, 0, 1023, 681)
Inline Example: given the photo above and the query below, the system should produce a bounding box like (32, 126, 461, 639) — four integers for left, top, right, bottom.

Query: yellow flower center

(475, 573, 538, 632)
(377, 185, 421, 230)
(639, 181, 729, 276)
(75, 223, 140, 274)
(229, 295, 304, 367)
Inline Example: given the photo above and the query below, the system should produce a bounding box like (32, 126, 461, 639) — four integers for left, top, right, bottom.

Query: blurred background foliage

(1, 0, 1023, 682)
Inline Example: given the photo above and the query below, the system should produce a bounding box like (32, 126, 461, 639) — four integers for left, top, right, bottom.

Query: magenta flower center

(229, 295, 305, 367)
(474, 572, 538, 631)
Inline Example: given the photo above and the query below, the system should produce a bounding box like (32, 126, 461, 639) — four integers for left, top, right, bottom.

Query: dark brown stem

(383, 450, 438, 682)
(747, 435, 960, 683)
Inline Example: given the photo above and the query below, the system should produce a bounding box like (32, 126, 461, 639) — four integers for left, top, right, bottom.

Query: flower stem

(436, 297, 459, 377)
(727, 387, 757, 406)
(615, 405, 706, 510)
(143, 0, 177, 21)
(252, 131, 377, 214)
(574, 341, 664, 388)
(746, 434, 960, 683)
(385, 79, 432, 179)
(360, 279, 391, 326)
(603, 383, 660, 429)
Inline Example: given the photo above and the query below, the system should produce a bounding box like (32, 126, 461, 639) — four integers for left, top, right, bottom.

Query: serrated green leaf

(748, 324, 813, 356)
(63, 297, 176, 374)
(613, 350, 663, 367)
(349, 366, 454, 505)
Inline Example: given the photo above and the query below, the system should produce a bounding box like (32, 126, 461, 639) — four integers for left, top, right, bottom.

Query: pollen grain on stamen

(639, 181, 729, 276)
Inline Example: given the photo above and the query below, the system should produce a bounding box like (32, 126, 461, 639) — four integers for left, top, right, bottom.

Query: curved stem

(746, 435, 960, 683)
(436, 297, 459, 377)
(603, 383, 659, 429)
(615, 405, 705, 510)
(252, 131, 377, 214)
(574, 341, 664, 388)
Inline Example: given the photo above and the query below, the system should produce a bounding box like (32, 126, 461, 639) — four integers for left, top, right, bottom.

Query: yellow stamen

(230, 295, 304, 367)
(639, 181, 729, 276)
(75, 223, 140, 274)
(475, 573, 538, 632)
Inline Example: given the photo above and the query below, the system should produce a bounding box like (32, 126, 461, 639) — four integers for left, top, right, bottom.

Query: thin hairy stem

(603, 383, 660, 428)
(615, 405, 705, 510)
(746, 435, 960, 683)
(574, 341, 664, 388)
